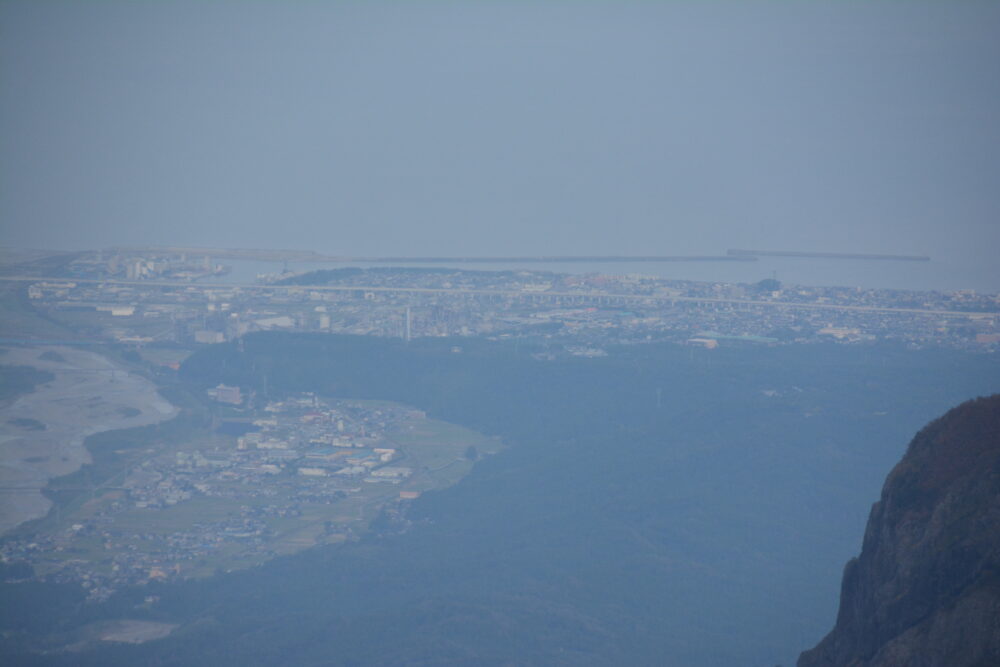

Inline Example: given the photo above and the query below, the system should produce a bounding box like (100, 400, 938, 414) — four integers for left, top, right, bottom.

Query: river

(0, 347, 177, 534)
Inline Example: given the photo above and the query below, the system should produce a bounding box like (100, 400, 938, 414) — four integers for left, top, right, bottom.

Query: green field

(388, 416, 501, 492)
(110, 496, 246, 533)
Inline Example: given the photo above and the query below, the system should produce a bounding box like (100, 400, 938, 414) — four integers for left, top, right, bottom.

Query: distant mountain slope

(799, 394, 1000, 667)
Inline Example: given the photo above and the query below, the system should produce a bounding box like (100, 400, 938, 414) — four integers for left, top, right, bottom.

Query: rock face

(799, 395, 1000, 667)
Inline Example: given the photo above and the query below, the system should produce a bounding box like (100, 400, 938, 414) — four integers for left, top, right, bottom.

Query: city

(3, 246, 998, 352)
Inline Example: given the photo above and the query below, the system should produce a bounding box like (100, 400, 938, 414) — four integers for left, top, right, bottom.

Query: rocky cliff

(799, 394, 1000, 667)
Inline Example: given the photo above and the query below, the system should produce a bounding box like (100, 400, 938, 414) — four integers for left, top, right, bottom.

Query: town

(0, 390, 497, 601)
(5, 247, 999, 352)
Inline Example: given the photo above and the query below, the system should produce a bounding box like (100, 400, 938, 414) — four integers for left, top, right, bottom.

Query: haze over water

(2, 2, 999, 292)
(225, 256, 992, 294)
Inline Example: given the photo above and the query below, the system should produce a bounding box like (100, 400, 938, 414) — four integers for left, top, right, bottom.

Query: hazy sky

(2, 1, 999, 270)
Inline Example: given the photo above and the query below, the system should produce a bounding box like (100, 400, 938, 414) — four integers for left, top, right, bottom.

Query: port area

(1, 388, 500, 601)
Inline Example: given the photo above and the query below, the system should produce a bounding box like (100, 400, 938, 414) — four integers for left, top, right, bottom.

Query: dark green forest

(4, 334, 999, 666)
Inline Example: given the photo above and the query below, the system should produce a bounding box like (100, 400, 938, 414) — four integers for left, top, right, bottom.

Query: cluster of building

(20, 253, 1000, 351)
(0, 395, 422, 600)
(232, 393, 415, 484)
(66, 250, 230, 283)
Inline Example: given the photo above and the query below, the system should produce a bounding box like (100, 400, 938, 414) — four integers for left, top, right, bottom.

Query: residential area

(0, 390, 497, 601)
(7, 247, 1000, 352)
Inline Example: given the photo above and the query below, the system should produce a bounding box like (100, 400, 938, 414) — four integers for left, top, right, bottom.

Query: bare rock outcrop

(799, 394, 1000, 667)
